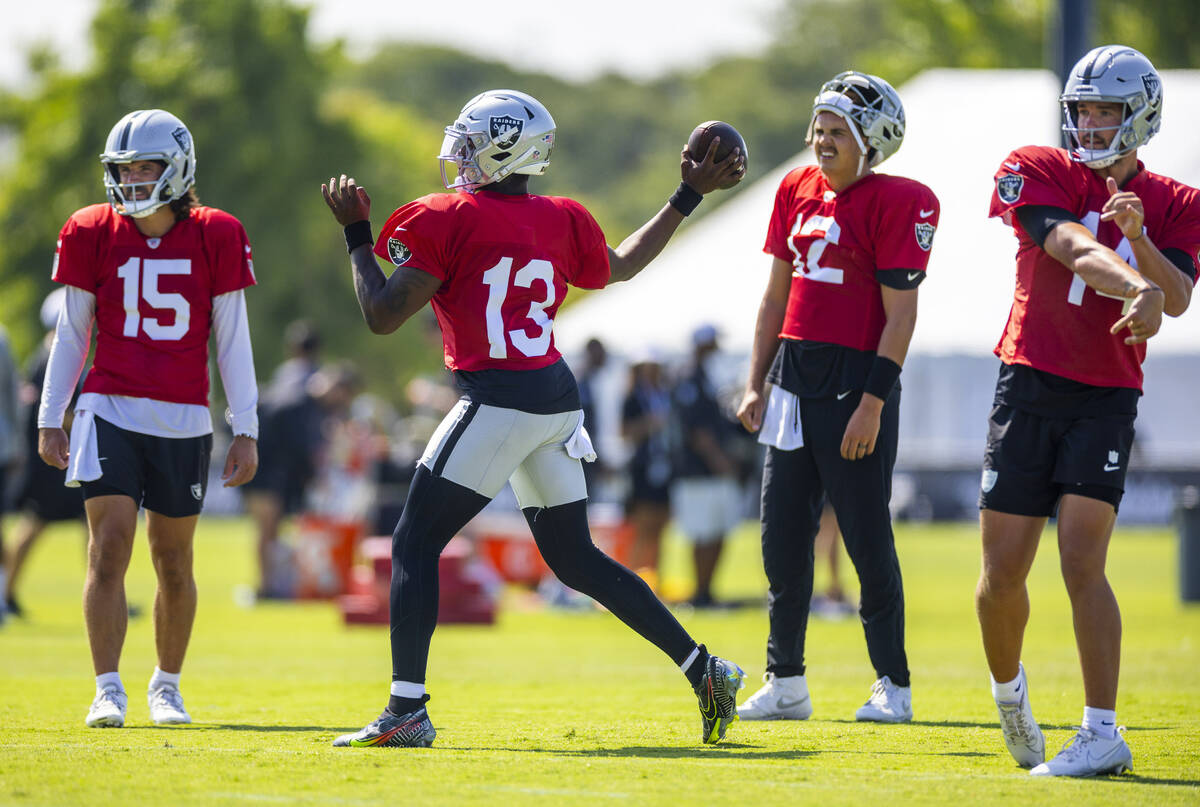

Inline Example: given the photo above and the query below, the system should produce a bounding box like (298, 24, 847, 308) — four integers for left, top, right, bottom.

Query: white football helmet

(807, 71, 905, 172)
(100, 109, 196, 217)
(1060, 45, 1162, 169)
(438, 90, 555, 192)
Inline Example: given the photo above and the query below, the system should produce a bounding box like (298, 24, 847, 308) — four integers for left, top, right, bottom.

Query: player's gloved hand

(322, 174, 372, 226)
(681, 139, 746, 195)
(1112, 286, 1164, 345)
(38, 427, 69, 470)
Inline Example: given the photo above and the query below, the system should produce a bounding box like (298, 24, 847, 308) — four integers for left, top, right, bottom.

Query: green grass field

(2, 515, 1198, 806)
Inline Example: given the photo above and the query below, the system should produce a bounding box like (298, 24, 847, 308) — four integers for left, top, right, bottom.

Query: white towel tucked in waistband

(565, 411, 597, 463)
(65, 410, 103, 487)
(757, 383, 805, 451)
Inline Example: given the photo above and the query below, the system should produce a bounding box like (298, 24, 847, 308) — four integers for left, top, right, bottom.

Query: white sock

(991, 664, 1024, 702)
(150, 667, 181, 691)
(390, 680, 426, 699)
(96, 672, 124, 693)
(679, 646, 701, 674)
(1082, 706, 1117, 739)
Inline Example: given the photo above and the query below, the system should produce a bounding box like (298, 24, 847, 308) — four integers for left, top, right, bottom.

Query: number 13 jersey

(52, 203, 257, 406)
(764, 166, 939, 353)
(374, 190, 611, 372)
(989, 145, 1200, 391)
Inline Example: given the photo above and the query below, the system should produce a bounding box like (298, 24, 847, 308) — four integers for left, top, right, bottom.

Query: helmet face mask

(101, 109, 196, 218)
(1060, 45, 1162, 169)
(438, 89, 555, 192)
(806, 71, 905, 172)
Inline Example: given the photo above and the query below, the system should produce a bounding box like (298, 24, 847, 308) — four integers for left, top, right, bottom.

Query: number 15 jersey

(374, 190, 611, 372)
(989, 145, 1200, 391)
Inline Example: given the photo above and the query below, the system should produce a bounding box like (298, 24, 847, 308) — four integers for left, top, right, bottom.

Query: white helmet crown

(438, 89, 555, 192)
(1060, 45, 1162, 169)
(807, 71, 905, 169)
(101, 109, 196, 218)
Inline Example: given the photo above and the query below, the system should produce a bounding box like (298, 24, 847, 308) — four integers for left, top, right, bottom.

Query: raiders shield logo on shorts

(997, 174, 1024, 204)
(489, 115, 523, 149)
(191, 482, 203, 500)
(914, 222, 935, 251)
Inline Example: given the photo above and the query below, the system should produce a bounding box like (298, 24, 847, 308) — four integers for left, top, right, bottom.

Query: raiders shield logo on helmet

(997, 173, 1024, 204)
(388, 237, 412, 266)
(1141, 72, 1162, 104)
(914, 222, 935, 251)
(172, 126, 192, 155)
(489, 115, 523, 149)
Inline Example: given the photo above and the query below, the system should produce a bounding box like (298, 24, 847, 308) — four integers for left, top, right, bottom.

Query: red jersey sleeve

(989, 146, 1077, 224)
(563, 198, 610, 290)
(872, 180, 939, 272)
(763, 169, 804, 261)
(51, 211, 100, 292)
(374, 197, 451, 282)
(203, 210, 257, 295)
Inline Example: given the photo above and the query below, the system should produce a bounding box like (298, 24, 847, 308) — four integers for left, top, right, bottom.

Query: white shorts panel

(671, 477, 744, 543)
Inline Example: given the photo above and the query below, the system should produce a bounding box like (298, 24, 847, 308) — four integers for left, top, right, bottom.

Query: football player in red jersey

(977, 46, 1200, 777)
(38, 109, 260, 729)
(736, 72, 937, 725)
(322, 89, 747, 748)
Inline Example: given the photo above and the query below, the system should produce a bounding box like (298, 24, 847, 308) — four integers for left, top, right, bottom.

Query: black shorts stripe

(431, 402, 479, 477)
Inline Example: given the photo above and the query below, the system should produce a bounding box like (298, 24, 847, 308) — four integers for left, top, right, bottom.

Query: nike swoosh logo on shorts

(837, 390, 852, 400)
(1104, 463, 1120, 472)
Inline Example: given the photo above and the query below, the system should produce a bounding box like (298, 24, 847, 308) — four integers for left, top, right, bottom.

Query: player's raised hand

(38, 427, 69, 470)
(1101, 175, 1146, 243)
(222, 435, 259, 487)
(1111, 286, 1164, 345)
(322, 174, 372, 226)
(681, 138, 746, 195)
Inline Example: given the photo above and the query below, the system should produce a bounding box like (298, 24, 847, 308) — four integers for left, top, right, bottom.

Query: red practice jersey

(52, 203, 257, 406)
(374, 190, 610, 371)
(764, 166, 939, 352)
(989, 145, 1200, 390)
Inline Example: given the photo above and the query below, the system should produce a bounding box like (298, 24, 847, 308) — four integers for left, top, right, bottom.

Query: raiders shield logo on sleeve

(489, 115, 523, 149)
(997, 174, 1024, 204)
(914, 222, 936, 251)
(388, 237, 412, 266)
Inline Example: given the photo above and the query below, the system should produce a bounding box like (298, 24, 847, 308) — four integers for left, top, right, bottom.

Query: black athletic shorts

(80, 417, 213, 518)
(979, 403, 1134, 516)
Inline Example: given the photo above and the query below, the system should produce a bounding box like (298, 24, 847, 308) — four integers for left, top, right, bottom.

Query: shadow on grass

(434, 742, 816, 760)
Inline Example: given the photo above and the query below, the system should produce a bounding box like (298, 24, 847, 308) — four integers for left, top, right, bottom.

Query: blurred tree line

(0, 0, 1194, 408)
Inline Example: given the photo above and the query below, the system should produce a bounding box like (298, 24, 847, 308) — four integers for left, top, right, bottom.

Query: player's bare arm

(1101, 176, 1192, 316)
(737, 257, 791, 432)
(322, 175, 441, 334)
(606, 139, 744, 284)
(1042, 220, 1164, 343)
(840, 285, 917, 461)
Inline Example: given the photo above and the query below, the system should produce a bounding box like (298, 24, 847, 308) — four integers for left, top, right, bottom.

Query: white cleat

(994, 663, 1044, 768)
(854, 675, 912, 723)
(737, 673, 813, 720)
(86, 686, 128, 728)
(1030, 726, 1133, 777)
(148, 685, 192, 725)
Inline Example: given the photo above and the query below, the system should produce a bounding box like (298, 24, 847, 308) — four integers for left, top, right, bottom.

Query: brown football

(687, 121, 747, 187)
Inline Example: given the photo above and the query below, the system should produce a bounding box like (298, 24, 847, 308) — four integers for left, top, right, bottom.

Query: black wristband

(344, 220, 373, 253)
(863, 356, 902, 401)
(668, 182, 703, 216)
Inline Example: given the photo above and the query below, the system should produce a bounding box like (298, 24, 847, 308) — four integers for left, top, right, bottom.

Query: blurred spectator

(3, 290, 87, 618)
(621, 349, 673, 586)
(576, 337, 609, 496)
(0, 323, 19, 625)
(242, 320, 323, 598)
(671, 325, 743, 607)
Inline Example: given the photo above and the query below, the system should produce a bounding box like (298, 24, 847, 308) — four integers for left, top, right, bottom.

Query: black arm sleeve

(876, 268, 925, 289)
(1015, 205, 1080, 248)
(1162, 247, 1198, 283)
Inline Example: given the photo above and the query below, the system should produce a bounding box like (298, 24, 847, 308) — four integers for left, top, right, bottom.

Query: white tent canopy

(556, 68, 1200, 358)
